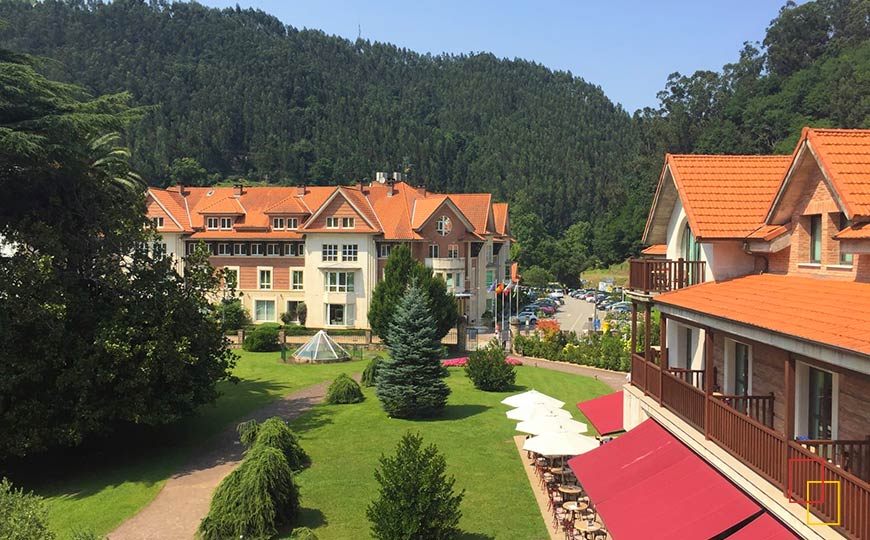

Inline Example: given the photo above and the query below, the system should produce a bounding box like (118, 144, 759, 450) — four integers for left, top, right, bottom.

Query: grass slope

(289, 365, 612, 540)
(17, 351, 366, 538)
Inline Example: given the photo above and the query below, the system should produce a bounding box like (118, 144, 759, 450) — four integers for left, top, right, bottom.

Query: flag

(503, 281, 513, 296)
(487, 280, 497, 293)
(511, 262, 520, 282)
(495, 282, 504, 294)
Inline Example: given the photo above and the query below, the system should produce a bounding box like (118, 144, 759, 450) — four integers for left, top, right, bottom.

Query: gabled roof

(264, 195, 308, 215)
(147, 189, 189, 232)
(640, 244, 666, 256)
(493, 202, 509, 236)
(198, 196, 246, 215)
(834, 221, 870, 239)
(644, 154, 792, 243)
(450, 193, 494, 235)
(655, 274, 870, 356)
(411, 196, 476, 233)
(795, 128, 870, 219)
(300, 187, 380, 232)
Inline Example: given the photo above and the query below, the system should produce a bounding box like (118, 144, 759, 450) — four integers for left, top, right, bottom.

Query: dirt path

(108, 381, 331, 540)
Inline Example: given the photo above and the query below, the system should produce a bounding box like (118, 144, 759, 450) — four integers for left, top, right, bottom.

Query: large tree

(0, 47, 235, 458)
(368, 244, 457, 343)
(375, 281, 450, 418)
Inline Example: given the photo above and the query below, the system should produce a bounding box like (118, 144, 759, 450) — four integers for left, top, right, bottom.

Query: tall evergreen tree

(375, 281, 450, 418)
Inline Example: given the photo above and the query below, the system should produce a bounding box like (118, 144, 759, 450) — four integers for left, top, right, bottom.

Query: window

(486, 270, 495, 289)
(272, 217, 285, 230)
(838, 213, 853, 265)
(445, 273, 454, 288)
(326, 217, 339, 229)
(258, 268, 272, 290)
(733, 342, 750, 396)
(266, 243, 280, 256)
(379, 244, 393, 258)
(285, 300, 300, 322)
(285, 243, 299, 256)
(808, 367, 833, 439)
(217, 243, 231, 256)
(342, 217, 355, 228)
(287, 217, 299, 230)
(154, 217, 164, 228)
(224, 267, 239, 289)
(234, 243, 246, 256)
(436, 215, 452, 236)
(448, 244, 459, 259)
(342, 244, 358, 261)
(251, 244, 264, 256)
(206, 217, 219, 230)
(428, 244, 439, 258)
(292, 270, 304, 290)
(254, 300, 276, 322)
(220, 217, 233, 230)
(326, 271, 355, 292)
(809, 214, 822, 263)
(323, 244, 338, 261)
(326, 303, 355, 326)
(152, 242, 167, 258)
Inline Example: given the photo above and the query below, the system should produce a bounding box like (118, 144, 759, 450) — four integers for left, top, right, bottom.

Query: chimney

(357, 180, 365, 192)
(388, 179, 396, 197)
(233, 184, 244, 197)
(176, 183, 187, 196)
(297, 184, 306, 196)
(419, 182, 426, 196)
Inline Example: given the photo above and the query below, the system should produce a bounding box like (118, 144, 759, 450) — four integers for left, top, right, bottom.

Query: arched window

(681, 223, 700, 262)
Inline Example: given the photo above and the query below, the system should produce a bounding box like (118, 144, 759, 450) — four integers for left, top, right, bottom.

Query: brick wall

(212, 256, 302, 291)
(839, 368, 870, 441)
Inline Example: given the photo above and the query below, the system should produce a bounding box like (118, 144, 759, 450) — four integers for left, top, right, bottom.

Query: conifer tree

(375, 281, 450, 418)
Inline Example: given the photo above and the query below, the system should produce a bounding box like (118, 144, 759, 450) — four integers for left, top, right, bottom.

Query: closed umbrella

(506, 405, 572, 422)
(522, 431, 599, 457)
(501, 389, 564, 409)
(517, 417, 588, 436)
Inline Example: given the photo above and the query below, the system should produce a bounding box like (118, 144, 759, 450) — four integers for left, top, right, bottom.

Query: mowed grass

(286, 365, 613, 540)
(580, 260, 628, 287)
(18, 350, 368, 538)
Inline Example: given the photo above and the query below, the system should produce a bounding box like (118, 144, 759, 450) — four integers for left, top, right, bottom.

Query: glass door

(734, 343, 749, 396)
(808, 367, 833, 440)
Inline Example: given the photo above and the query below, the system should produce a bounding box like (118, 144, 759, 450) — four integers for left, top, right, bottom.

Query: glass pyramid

(293, 330, 351, 363)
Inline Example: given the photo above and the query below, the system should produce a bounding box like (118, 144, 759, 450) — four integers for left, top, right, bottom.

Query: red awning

(575, 391, 623, 435)
(568, 419, 780, 540)
(723, 513, 798, 540)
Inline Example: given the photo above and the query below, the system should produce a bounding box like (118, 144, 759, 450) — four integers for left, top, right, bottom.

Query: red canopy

(575, 391, 623, 435)
(723, 513, 798, 540)
(567, 419, 788, 540)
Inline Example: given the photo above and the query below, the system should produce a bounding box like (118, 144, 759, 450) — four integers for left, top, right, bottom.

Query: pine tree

(366, 432, 464, 540)
(375, 281, 450, 418)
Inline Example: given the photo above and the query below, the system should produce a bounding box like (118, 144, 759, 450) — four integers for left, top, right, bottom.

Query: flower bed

(441, 356, 523, 367)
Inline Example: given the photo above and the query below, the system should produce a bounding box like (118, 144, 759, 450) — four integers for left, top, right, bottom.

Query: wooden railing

(628, 258, 707, 294)
(789, 442, 870, 539)
(631, 351, 662, 400)
(798, 438, 870, 484)
(660, 369, 705, 431)
(666, 367, 705, 389)
(715, 392, 775, 429)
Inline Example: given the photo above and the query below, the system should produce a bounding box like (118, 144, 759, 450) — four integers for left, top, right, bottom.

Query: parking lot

(555, 295, 598, 334)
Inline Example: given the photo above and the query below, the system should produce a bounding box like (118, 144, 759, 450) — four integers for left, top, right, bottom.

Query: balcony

(424, 257, 464, 272)
(630, 354, 870, 539)
(628, 258, 706, 294)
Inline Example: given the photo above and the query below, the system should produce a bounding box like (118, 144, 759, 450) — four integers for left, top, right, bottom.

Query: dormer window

(206, 217, 219, 230)
(326, 217, 339, 229)
(342, 217, 355, 228)
(838, 213, 853, 265)
(287, 218, 299, 230)
(220, 217, 233, 230)
(154, 217, 164, 228)
(436, 216, 452, 236)
(809, 214, 822, 263)
(273, 217, 285, 230)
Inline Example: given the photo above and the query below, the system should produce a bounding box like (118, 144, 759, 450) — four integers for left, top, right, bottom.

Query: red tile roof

(450, 193, 494, 234)
(664, 154, 792, 239)
(803, 128, 870, 219)
(149, 189, 190, 232)
(410, 196, 448, 229)
(640, 244, 667, 256)
(746, 224, 788, 241)
(493, 202, 509, 236)
(833, 221, 870, 239)
(198, 196, 246, 215)
(655, 274, 870, 356)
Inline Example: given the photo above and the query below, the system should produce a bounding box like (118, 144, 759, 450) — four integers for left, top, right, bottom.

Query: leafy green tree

(0, 478, 54, 540)
(219, 298, 250, 332)
(366, 433, 464, 540)
(376, 281, 450, 418)
(522, 266, 555, 288)
(168, 156, 207, 186)
(369, 245, 457, 343)
(237, 417, 309, 471)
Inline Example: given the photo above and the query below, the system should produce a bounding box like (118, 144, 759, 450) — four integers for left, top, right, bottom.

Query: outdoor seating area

(502, 390, 610, 540)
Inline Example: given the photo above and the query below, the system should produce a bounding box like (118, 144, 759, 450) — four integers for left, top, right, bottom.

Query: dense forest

(2, 0, 870, 284)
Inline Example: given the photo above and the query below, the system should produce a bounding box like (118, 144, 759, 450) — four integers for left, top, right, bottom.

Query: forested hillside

(3, 0, 870, 283)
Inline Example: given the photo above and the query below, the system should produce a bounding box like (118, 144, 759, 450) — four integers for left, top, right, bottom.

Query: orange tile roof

(665, 154, 792, 239)
(198, 196, 246, 215)
(450, 193, 493, 234)
(640, 244, 667, 256)
(493, 202, 509, 236)
(746, 224, 788, 241)
(804, 128, 870, 219)
(655, 274, 870, 356)
(833, 221, 870, 239)
(410, 195, 448, 229)
(149, 189, 190, 232)
(264, 195, 308, 215)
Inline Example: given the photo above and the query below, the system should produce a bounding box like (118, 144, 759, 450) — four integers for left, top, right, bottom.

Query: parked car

(611, 305, 631, 315)
(516, 312, 539, 325)
(610, 301, 631, 312)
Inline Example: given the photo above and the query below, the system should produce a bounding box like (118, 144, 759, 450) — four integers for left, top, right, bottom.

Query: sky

(199, 0, 791, 113)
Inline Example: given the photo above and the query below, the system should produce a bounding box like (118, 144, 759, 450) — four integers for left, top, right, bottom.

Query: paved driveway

(555, 295, 598, 334)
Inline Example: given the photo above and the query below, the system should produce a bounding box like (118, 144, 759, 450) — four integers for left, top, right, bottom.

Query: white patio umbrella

(516, 416, 588, 436)
(501, 389, 565, 409)
(522, 431, 599, 457)
(506, 405, 572, 422)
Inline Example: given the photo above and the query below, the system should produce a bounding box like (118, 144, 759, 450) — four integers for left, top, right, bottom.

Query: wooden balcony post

(644, 302, 652, 362)
(783, 353, 796, 497)
(704, 329, 714, 439)
(658, 312, 666, 406)
(677, 257, 685, 290)
(630, 301, 637, 354)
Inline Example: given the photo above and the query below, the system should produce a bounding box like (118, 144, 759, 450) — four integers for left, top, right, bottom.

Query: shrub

(326, 373, 364, 404)
(199, 446, 300, 540)
(280, 310, 296, 325)
(0, 478, 55, 540)
(361, 356, 383, 387)
(243, 325, 280, 352)
(290, 528, 318, 540)
(367, 432, 463, 540)
(464, 341, 516, 391)
(218, 298, 250, 332)
(237, 417, 309, 471)
(297, 302, 308, 325)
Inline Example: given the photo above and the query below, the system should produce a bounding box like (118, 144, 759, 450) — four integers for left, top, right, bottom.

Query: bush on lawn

(218, 298, 250, 332)
(361, 356, 383, 387)
(199, 446, 300, 540)
(367, 432, 463, 540)
(0, 478, 55, 540)
(237, 417, 309, 471)
(464, 341, 516, 391)
(326, 373, 364, 404)
(289, 528, 318, 540)
(243, 325, 280, 352)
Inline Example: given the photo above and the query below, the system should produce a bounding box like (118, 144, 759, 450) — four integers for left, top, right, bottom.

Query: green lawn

(580, 261, 629, 287)
(286, 365, 613, 540)
(23, 351, 368, 538)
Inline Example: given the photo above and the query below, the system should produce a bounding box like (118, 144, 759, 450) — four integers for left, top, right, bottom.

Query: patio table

(574, 519, 601, 539)
(562, 500, 588, 522)
(558, 484, 583, 500)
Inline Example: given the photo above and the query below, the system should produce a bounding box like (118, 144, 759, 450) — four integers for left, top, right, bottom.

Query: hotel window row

(326, 217, 355, 229)
(200, 242, 304, 257)
(206, 217, 234, 230)
(322, 244, 358, 262)
(272, 217, 299, 230)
